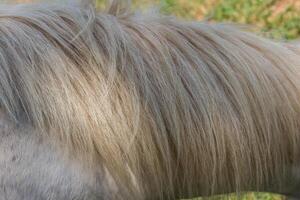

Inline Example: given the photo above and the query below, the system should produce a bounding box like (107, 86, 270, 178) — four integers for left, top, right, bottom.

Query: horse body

(0, 0, 299, 199)
(0, 110, 119, 200)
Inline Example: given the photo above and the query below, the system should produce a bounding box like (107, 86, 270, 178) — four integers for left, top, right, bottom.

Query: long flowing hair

(0, 0, 299, 199)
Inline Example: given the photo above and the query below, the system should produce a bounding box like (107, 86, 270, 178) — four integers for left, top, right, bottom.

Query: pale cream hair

(0, 0, 299, 199)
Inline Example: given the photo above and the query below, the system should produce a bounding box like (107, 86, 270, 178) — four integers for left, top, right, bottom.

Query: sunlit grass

(97, 0, 300, 40)
(187, 192, 284, 200)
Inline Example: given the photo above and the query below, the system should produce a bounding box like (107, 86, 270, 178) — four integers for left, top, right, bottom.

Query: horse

(0, 0, 299, 199)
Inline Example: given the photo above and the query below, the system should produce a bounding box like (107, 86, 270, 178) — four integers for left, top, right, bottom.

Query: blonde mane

(0, 0, 299, 199)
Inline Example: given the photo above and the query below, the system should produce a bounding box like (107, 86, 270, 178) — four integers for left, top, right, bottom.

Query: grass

(97, 0, 300, 40)
(208, 0, 300, 39)
(188, 192, 284, 200)
(97, 0, 295, 199)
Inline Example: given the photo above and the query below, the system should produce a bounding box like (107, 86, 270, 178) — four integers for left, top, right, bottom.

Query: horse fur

(0, 0, 299, 199)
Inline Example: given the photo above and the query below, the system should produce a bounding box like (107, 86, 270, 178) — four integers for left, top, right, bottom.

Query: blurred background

(96, 0, 300, 40)
(9, 0, 300, 199)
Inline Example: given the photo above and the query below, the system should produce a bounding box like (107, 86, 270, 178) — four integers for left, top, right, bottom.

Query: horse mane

(0, 0, 300, 199)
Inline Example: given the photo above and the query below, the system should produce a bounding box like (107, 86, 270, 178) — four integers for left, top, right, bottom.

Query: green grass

(96, 0, 296, 199)
(188, 192, 284, 200)
(210, 0, 300, 39)
(160, 0, 300, 40)
(97, 0, 300, 40)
